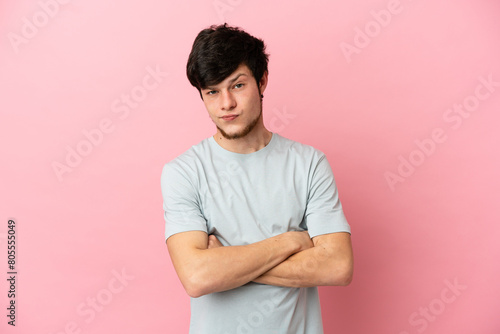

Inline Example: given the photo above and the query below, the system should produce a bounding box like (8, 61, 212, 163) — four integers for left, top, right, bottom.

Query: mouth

(221, 114, 239, 121)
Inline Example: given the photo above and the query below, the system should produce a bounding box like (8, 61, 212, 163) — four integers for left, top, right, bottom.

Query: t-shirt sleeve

(303, 154, 351, 238)
(161, 162, 208, 241)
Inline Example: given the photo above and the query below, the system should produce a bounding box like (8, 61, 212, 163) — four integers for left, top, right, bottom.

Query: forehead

(207, 64, 252, 89)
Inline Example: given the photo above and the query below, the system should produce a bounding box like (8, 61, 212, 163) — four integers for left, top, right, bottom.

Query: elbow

(338, 268, 353, 286)
(185, 285, 204, 299)
(183, 272, 214, 298)
(327, 260, 353, 286)
(184, 282, 207, 298)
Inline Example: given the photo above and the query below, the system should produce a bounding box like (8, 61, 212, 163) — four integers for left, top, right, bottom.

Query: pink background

(1, 0, 500, 333)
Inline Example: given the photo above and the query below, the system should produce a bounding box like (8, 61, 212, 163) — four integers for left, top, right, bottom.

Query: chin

(217, 117, 259, 140)
(218, 126, 245, 140)
(222, 131, 245, 140)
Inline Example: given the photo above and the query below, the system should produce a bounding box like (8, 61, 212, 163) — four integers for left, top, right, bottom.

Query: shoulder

(164, 137, 212, 169)
(161, 137, 212, 181)
(273, 133, 326, 162)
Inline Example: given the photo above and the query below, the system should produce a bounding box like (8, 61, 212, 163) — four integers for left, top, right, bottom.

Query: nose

(220, 90, 236, 111)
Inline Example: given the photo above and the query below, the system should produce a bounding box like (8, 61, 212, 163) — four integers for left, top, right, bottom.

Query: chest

(198, 159, 310, 245)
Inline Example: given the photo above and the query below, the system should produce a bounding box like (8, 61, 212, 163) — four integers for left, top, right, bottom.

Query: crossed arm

(166, 229, 353, 298)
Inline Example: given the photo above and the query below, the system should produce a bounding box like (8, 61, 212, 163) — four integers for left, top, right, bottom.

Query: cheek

(239, 94, 259, 111)
(207, 112, 218, 123)
(249, 97, 262, 112)
(203, 103, 218, 119)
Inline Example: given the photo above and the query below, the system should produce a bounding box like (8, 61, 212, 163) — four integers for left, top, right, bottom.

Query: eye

(206, 90, 217, 96)
(234, 83, 244, 89)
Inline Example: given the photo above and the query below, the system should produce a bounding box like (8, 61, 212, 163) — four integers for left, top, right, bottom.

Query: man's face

(201, 64, 268, 140)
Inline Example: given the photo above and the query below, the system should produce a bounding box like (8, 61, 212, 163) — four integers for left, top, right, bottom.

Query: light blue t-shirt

(161, 133, 350, 334)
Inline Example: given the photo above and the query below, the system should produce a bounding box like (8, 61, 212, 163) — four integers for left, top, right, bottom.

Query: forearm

(253, 233, 353, 288)
(194, 238, 295, 294)
(168, 231, 308, 298)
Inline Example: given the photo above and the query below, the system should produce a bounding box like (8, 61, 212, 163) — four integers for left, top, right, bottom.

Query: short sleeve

(303, 154, 351, 238)
(161, 163, 208, 240)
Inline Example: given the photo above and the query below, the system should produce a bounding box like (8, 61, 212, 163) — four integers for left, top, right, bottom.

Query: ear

(258, 71, 268, 95)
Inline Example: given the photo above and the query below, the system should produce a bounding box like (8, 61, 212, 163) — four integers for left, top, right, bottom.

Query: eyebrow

(228, 73, 247, 85)
(204, 73, 248, 90)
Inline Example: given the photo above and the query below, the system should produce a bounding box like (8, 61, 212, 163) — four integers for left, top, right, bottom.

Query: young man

(161, 24, 353, 334)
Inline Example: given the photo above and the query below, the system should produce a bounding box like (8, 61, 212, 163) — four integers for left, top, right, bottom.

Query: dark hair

(186, 24, 269, 97)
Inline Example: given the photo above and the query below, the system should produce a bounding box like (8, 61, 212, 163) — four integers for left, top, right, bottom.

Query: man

(161, 24, 353, 334)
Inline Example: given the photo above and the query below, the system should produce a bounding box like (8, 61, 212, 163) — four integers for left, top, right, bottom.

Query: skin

(209, 232, 353, 288)
(200, 63, 272, 154)
(166, 63, 353, 298)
